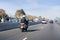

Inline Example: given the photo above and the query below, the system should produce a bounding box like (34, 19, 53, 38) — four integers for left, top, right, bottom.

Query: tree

(0, 9, 9, 22)
(38, 16, 42, 20)
(26, 15, 38, 21)
(27, 15, 33, 21)
(15, 9, 26, 18)
(42, 17, 45, 20)
(0, 9, 8, 18)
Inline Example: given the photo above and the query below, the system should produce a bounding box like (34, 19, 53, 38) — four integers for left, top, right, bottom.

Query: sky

(0, 0, 60, 19)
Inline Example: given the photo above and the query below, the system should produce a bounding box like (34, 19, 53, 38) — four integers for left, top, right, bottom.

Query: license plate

(21, 26, 23, 28)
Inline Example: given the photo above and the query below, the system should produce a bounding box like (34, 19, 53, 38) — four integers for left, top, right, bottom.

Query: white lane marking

(23, 37, 27, 40)
(29, 26, 31, 27)
(40, 27, 44, 29)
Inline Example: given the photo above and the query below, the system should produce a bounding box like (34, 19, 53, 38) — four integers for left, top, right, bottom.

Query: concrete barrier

(0, 22, 40, 31)
(0, 22, 20, 31)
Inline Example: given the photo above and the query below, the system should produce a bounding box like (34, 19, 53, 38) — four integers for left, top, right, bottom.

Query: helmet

(22, 15, 26, 17)
(20, 15, 26, 19)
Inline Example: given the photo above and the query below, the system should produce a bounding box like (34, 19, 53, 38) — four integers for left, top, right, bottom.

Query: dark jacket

(21, 17, 28, 25)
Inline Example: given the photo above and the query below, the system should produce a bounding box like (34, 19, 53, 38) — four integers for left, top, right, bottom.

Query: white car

(9, 19, 17, 23)
(41, 20, 47, 24)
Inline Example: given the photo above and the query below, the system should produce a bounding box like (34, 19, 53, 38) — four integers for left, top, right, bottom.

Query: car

(49, 20, 53, 23)
(41, 20, 47, 24)
(9, 19, 17, 23)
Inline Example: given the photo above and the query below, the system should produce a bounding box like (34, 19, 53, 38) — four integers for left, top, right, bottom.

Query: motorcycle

(19, 23, 28, 32)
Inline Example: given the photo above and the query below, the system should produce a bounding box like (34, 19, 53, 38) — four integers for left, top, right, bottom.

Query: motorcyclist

(20, 15, 29, 28)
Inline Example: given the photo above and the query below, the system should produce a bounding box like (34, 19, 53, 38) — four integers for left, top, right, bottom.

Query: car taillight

(20, 24, 24, 26)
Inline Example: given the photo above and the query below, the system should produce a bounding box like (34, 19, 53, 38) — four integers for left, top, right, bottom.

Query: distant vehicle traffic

(41, 20, 47, 24)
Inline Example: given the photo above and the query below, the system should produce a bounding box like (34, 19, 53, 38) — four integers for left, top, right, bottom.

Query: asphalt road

(0, 22, 60, 40)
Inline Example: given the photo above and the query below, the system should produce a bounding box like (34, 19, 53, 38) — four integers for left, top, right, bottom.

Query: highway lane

(0, 23, 60, 40)
(0, 23, 48, 40)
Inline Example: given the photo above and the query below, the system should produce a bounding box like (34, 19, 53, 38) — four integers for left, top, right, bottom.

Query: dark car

(49, 20, 53, 23)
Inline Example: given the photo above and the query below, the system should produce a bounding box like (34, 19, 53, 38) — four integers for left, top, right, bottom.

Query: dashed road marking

(23, 37, 27, 40)
(40, 27, 44, 29)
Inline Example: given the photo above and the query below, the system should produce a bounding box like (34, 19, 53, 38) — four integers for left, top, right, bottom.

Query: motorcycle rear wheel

(21, 29, 24, 32)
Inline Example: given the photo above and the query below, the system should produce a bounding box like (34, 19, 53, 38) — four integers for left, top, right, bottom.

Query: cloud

(0, 0, 60, 19)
